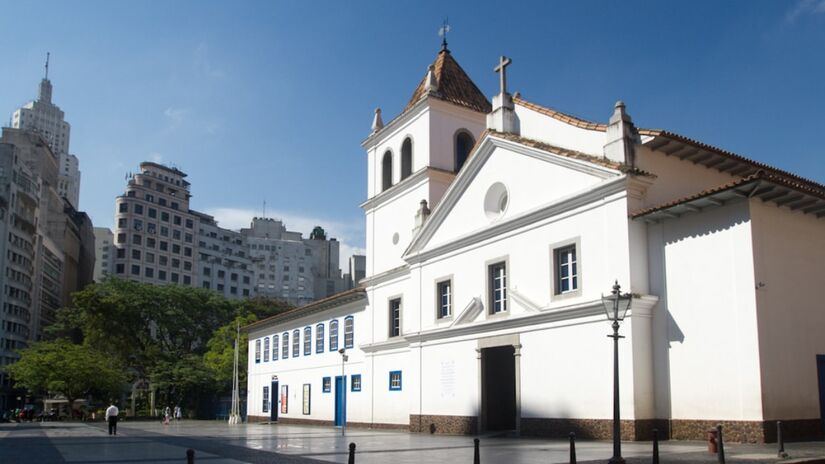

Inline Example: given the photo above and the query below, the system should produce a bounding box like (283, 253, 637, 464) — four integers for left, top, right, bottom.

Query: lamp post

(601, 280, 632, 464)
(338, 348, 348, 436)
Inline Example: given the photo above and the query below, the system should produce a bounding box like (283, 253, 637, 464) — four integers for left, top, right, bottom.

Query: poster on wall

(281, 385, 288, 414)
(302, 384, 311, 415)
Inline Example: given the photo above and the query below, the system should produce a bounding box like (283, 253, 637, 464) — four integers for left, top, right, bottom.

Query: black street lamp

(601, 280, 632, 464)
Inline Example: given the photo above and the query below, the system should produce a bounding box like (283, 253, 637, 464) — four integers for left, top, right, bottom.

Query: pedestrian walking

(174, 405, 181, 421)
(105, 402, 119, 436)
(163, 406, 171, 425)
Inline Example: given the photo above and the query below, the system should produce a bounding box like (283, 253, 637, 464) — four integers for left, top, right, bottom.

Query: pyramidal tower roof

(404, 49, 492, 114)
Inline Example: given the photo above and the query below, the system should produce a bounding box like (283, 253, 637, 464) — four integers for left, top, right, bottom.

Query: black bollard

(652, 429, 659, 464)
(716, 425, 725, 464)
(186, 448, 194, 464)
(474, 438, 480, 464)
(569, 432, 576, 464)
(777, 421, 787, 458)
(348, 442, 356, 464)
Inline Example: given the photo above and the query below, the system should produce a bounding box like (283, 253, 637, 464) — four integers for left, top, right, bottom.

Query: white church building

(245, 44, 825, 443)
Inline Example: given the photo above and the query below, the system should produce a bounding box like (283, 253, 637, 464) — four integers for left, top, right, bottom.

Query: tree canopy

(5, 340, 125, 406)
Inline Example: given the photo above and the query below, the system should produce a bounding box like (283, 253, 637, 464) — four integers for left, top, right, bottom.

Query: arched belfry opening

(401, 138, 413, 180)
(455, 130, 475, 173)
(382, 150, 393, 191)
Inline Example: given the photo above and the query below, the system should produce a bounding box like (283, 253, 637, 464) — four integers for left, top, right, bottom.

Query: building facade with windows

(93, 227, 114, 281)
(11, 56, 81, 209)
(246, 45, 825, 443)
(195, 211, 254, 298)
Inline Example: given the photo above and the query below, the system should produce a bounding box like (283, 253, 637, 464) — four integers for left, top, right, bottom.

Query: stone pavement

(1, 420, 824, 464)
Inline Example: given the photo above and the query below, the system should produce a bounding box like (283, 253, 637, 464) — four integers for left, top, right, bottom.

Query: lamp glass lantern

(601, 281, 632, 322)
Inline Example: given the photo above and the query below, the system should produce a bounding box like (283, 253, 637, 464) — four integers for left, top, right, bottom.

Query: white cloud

(205, 206, 366, 264)
(785, 0, 825, 23)
(163, 107, 189, 129)
(194, 42, 225, 79)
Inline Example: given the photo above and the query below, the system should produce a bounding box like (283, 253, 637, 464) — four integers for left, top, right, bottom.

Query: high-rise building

(10, 54, 81, 209)
(112, 162, 199, 287)
(109, 162, 355, 304)
(345, 254, 366, 288)
(93, 227, 114, 282)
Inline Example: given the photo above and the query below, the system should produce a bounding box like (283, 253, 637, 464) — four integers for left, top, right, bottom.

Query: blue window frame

(292, 329, 300, 357)
(329, 319, 339, 351)
(282, 332, 289, 359)
(303, 326, 312, 356)
(316, 323, 325, 353)
(322, 376, 331, 393)
(254, 339, 261, 364)
(389, 371, 402, 391)
(351, 374, 362, 392)
(263, 337, 270, 362)
(344, 316, 354, 348)
(272, 334, 279, 361)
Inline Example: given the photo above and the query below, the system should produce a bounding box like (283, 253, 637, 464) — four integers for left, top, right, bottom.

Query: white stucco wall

(515, 104, 606, 156)
(646, 201, 763, 421)
(750, 199, 825, 420)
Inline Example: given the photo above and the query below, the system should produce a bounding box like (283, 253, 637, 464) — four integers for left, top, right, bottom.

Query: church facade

(245, 46, 825, 443)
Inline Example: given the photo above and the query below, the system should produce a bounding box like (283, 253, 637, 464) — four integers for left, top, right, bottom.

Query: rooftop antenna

(45, 52, 50, 79)
(438, 18, 450, 52)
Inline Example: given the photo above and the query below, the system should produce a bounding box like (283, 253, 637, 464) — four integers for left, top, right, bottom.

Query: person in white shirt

(105, 403, 119, 435)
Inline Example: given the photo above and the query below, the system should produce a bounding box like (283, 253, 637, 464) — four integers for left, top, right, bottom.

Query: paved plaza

(1, 420, 824, 464)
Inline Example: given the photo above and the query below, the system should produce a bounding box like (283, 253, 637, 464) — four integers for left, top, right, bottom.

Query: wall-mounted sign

(302, 384, 311, 415)
(281, 385, 288, 414)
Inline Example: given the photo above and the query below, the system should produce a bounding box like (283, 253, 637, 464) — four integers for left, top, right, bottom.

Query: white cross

(494, 56, 512, 95)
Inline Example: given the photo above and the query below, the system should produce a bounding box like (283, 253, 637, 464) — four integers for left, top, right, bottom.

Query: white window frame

(329, 319, 339, 352)
(389, 297, 402, 338)
(486, 257, 509, 315)
(263, 337, 270, 362)
(550, 238, 582, 300)
(344, 316, 354, 348)
(282, 332, 289, 359)
(292, 329, 300, 357)
(316, 323, 324, 353)
(255, 339, 261, 363)
(303, 327, 312, 356)
(436, 277, 453, 320)
(272, 334, 279, 361)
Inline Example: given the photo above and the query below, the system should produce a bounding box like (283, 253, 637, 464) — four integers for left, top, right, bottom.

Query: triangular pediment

(404, 133, 623, 258)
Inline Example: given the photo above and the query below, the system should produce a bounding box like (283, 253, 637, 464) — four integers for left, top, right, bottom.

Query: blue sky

(1, 1, 824, 259)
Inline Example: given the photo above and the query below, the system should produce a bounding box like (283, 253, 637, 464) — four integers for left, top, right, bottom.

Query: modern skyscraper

(10, 54, 81, 209)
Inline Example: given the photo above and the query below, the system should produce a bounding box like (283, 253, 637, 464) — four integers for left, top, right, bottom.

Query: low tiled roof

(513, 96, 608, 132)
(405, 50, 492, 114)
(630, 170, 825, 219)
(243, 287, 366, 332)
(638, 128, 825, 194)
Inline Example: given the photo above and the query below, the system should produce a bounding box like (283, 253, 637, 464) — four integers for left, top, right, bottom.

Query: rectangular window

(322, 377, 331, 393)
(389, 371, 402, 391)
(262, 386, 269, 413)
(145, 267, 154, 278)
(344, 316, 354, 348)
(130, 265, 140, 275)
(389, 298, 401, 337)
(148, 208, 157, 218)
(272, 335, 279, 361)
(437, 280, 452, 319)
(329, 320, 339, 352)
(282, 332, 289, 359)
(292, 329, 300, 357)
(119, 203, 128, 213)
(255, 339, 261, 363)
(316, 323, 324, 353)
(554, 244, 578, 294)
(263, 337, 270, 362)
(488, 261, 507, 313)
(351, 374, 362, 392)
(303, 327, 311, 355)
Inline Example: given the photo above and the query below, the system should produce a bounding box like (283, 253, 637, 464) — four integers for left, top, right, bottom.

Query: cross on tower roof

(438, 18, 450, 52)
(494, 55, 512, 96)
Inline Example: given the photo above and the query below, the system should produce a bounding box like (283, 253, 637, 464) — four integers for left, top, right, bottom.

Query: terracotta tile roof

(243, 287, 366, 332)
(630, 170, 825, 219)
(487, 130, 652, 174)
(513, 96, 608, 132)
(405, 50, 492, 114)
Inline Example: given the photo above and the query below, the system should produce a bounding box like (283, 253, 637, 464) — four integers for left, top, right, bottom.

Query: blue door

(270, 381, 279, 422)
(334, 376, 346, 426)
(817, 355, 825, 433)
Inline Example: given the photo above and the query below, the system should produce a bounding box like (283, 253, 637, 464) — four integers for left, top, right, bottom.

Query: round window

(484, 182, 509, 221)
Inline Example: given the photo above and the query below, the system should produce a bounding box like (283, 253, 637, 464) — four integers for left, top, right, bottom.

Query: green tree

(5, 340, 125, 410)
(203, 313, 257, 389)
